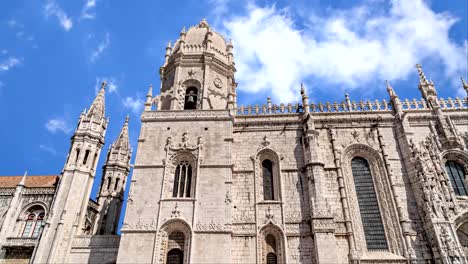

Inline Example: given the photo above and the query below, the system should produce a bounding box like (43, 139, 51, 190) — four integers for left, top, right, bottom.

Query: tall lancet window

(262, 159, 274, 200)
(184, 87, 198, 110)
(173, 161, 192, 198)
(351, 157, 388, 250)
(445, 161, 467, 196)
(21, 206, 45, 238)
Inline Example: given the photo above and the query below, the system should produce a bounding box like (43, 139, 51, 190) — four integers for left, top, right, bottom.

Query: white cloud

(122, 96, 144, 115)
(39, 144, 57, 155)
(1, 50, 7, 55)
(45, 118, 72, 134)
(0, 57, 22, 72)
(44, 1, 73, 31)
(95, 76, 118, 94)
(221, 0, 467, 102)
(90, 33, 110, 62)
(81, 0, 97, 19)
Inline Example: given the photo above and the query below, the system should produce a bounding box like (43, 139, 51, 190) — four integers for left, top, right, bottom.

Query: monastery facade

(0, 19, 468, 264)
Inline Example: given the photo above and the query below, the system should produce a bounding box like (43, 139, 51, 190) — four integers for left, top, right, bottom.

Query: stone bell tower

(33, 83, 108, 264)
(152, 18, 237, 111)
(118, 19, 236, 263)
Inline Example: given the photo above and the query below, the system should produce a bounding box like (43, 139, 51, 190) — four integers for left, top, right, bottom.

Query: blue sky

(0, 0, 466, 223)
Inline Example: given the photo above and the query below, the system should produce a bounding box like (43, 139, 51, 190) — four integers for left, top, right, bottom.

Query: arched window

(445, 161, 467, 196)
(262, 159, 274, 200)
(351, 157, 388, 250)
(166, 231, 185, 264)
(183, 87, 198, 110)
(172, 161, 192, 198)
(32, 213, 44, 238)
(21, 206, 45, 238)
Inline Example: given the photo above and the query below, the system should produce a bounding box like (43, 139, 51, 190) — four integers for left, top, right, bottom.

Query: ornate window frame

(253, 148, 283, 202)
(341, 144, 404, 256)
(17, 202, 48, 238)
(258, 223, 286, 264)
(162, 133, 203, 200)
(442, 150, 468, 198)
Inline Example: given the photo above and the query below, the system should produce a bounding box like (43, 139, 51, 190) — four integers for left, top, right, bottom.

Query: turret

(95, 116, 132, 235)
(32, 82, 108, 263)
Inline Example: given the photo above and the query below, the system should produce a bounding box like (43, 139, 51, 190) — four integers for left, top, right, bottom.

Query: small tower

(95, 116, 132, 235)
(33, 83, 108, 264)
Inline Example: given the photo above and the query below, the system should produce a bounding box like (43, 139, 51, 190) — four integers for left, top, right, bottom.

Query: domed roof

(172, 19, 229, 60)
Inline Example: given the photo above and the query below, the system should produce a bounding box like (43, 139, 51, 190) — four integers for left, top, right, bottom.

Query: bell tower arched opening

(184, 87, 198, 110)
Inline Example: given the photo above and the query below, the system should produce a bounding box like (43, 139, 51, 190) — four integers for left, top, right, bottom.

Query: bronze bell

(187, 91, 195, 103)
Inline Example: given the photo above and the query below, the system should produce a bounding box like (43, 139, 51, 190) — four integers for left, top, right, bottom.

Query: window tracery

(351, 157, 388, 250)
(445, 160, 467, 196)
(172, 161, 193, 198)
(20, 205, 45, 238)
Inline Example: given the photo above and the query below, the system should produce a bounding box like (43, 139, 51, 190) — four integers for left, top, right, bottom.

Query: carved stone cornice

(141, 110, 231, 122)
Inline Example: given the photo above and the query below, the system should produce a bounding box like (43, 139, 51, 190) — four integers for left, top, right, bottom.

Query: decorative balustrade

(236, 97, 467, 116)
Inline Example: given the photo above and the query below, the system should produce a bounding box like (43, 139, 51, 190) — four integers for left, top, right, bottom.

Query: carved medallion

(213, 78, 222, 89)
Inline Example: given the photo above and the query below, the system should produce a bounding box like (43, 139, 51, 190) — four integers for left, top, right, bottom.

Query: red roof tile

(0, 175, 58, 188)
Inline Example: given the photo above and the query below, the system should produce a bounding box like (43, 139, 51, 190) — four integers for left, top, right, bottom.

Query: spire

(386, 80, 397, 98)
(87, 81, 106, 120)
(415, 64, 430, 86)
(111, 116, 130, 152)
(461, 77, 468, 95)
(18, 171, 27, 186)
(300, 83, 309, 114)
(147, 84, 153, 98)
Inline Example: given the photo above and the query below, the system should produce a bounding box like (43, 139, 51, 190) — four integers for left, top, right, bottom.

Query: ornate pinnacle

(461, 77, 468, 93)
(181, 26, 186, 34)
(386, 80, 396, 97)
(147, 84, 153, 98)
(19, 171, 28, 186)
(87, 82, 106, 119)
(100, 81, 107, 91)
(125, 115, 130, 124)
(166, 41, 172, 48)
(300, 83, 305, 95)
(415, 64, 429, 85)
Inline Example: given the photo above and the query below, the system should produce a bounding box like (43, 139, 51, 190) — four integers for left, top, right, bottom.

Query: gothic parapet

(235, 96, 467, 116)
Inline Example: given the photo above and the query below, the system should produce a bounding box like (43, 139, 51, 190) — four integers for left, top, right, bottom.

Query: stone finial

(18, 171, 28, 186)
(87, 82, 106, 119)
(198, 18, 209, 28)
(386, 80, 396, 97)
(461, 77, 468, 94)
(181, 26, 187, 34)
(300, 83, 310, 114)
(415, 64, 429, 85)
(146, 84, 153, 98)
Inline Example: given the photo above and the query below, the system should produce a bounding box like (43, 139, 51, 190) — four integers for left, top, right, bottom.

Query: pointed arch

(157, 218, 192, 264)
(341, 143, 404, 254)
(258, 223, 286, 264)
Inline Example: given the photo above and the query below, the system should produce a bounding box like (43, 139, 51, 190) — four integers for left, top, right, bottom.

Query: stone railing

(72, 235, 120, 248)
(438, 97, 467, 109)
(236, 97, 467, 116)
(5, 237, 37, 247)
(237, 103, 302, 115)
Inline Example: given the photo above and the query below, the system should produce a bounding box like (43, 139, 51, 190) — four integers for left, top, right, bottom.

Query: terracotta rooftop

(0, 175, 58, 188)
